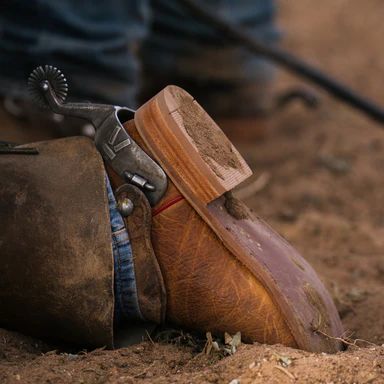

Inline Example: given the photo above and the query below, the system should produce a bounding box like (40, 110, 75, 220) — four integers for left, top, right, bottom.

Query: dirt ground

(2, 1, 384, 383)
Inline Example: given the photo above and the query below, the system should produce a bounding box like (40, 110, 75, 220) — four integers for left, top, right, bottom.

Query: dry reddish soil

(2, 1, 384, 383)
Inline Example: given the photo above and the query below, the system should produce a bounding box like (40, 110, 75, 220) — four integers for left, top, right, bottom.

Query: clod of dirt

(345, 287, 368, 303)
(317, 154, 351, 174)
(278, 208, 298, 222)
(224, 192, 252, 220)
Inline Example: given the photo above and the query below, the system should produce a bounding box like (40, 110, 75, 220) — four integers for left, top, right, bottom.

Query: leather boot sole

(131, 86, 344, 353)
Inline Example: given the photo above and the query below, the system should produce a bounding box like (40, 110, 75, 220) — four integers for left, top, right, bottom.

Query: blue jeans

(106, 175, 143, 324)
(0, 0, 279, 116)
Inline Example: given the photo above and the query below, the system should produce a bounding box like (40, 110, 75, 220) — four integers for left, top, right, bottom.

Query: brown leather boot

(109, 86, 344, 353)
(0, 85, 343, 353)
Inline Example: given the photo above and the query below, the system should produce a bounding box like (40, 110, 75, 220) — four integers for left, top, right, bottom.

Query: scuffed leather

(208, 197, 344, 352)
(151, 188, 297, 347)
(0, 137, 114, 348)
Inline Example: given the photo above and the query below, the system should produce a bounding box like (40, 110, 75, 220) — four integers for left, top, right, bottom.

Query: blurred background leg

(140, 0, 280, 126)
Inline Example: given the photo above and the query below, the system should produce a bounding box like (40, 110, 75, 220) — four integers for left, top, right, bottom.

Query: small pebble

(317, 154, 351, 174)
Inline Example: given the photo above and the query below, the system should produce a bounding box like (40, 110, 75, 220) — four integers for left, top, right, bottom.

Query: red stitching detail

(152, 195, 184, 216)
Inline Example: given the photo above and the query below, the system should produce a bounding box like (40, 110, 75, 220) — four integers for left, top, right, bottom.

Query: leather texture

(123, 117, 344, 353)
(0, 137, 115, 348)
(115, 183, 166, 324)
(207, 197, 343, 352)
(152, 193, 296, 347)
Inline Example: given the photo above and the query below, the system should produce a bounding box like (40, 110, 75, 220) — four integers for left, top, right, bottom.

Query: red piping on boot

(152, 195, 184, 217)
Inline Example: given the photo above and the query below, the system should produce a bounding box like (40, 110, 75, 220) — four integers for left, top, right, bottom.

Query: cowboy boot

(108, 85, 344, 353)
(0, 78, 343, 352)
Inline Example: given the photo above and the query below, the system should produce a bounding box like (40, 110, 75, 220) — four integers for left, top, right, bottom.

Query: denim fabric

(141, 0, 279, 116)
(0, 0, 278, 115)
(106, 176, 143, 324)
(0, 0, 150, 106)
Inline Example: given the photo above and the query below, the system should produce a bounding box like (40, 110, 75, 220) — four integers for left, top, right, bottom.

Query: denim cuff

(105, 175, 144, 324)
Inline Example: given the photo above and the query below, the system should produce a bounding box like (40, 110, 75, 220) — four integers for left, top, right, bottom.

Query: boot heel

(135, 86, 252, 205)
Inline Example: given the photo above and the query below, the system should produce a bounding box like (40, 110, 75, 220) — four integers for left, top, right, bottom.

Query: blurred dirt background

(1, 1, 384, 383)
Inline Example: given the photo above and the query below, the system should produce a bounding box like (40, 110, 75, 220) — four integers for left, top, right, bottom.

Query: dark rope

(181, 0, 384, 124)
